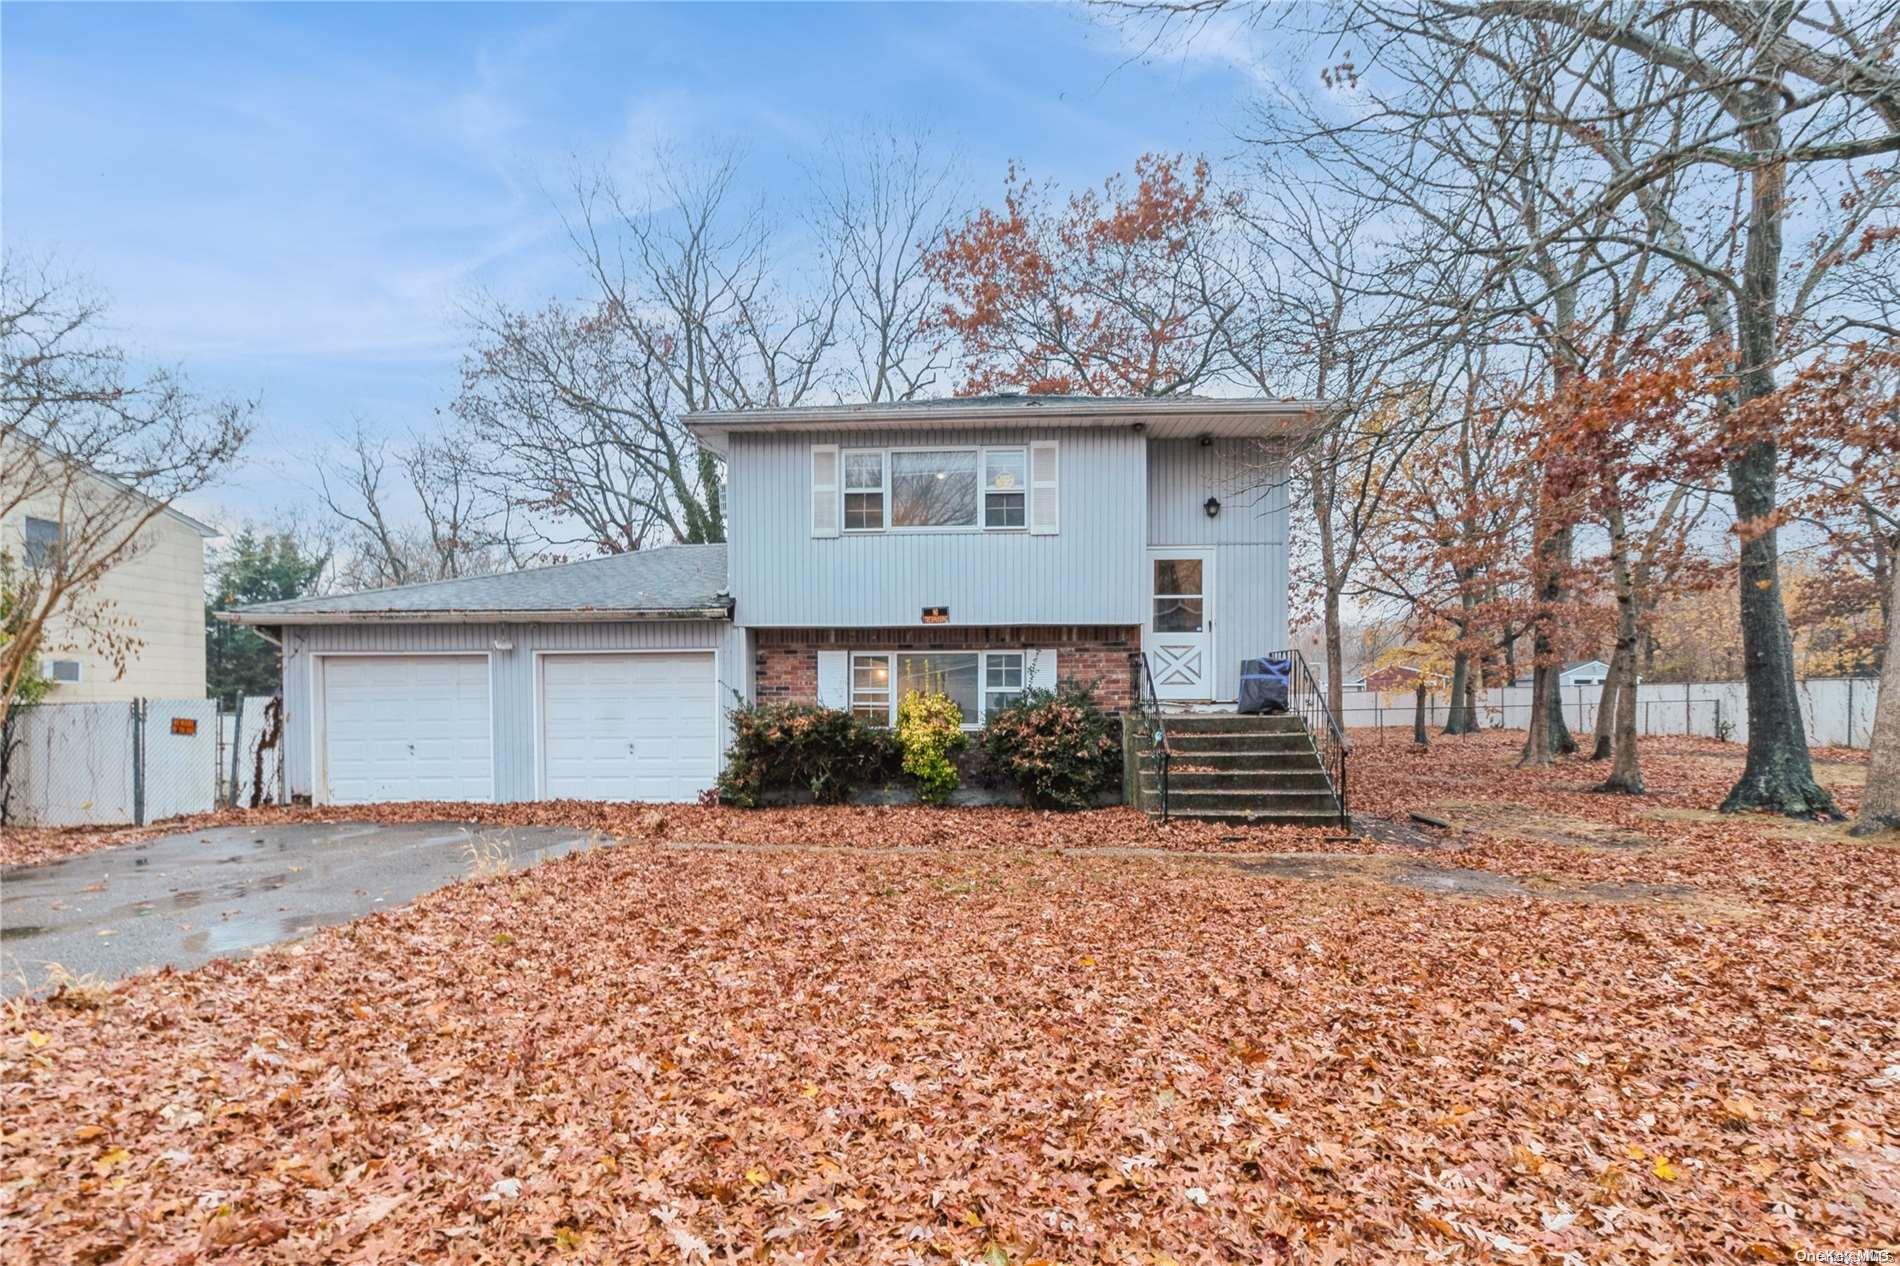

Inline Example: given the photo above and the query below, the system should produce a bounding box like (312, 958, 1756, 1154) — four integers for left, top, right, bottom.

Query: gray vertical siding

(1146, 438, 1291, 700)
(281, 619, 747, 803)
(729, 427, 1147, 627)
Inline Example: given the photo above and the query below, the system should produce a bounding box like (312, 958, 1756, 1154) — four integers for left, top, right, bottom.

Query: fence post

(130, 698, 147, 827)
(227, 696, 245, 809)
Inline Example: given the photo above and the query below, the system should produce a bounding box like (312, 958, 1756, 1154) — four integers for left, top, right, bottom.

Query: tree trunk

(1719, 109, 1837, 817)
(1520, 521, 1574, 766)
(1602, 650, 1644, 794)
(1324, 584, 1344, 723)
(1850, 561, 1900, 835)
(1413, 681, 1429, 747)
(1599, 508, 1645, 793)
(1589, 643, 1623, 761)
(1444, 650, 1475, 734)
(1466, 670, 1479, 730)
(1593, 491, 1636, 764)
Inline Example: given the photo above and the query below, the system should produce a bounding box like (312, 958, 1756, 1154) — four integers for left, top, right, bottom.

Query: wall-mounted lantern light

(1204, 496, 1221, 519)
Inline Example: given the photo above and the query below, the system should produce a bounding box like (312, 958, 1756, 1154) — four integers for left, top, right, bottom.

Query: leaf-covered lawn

(3, 732, 1895, 1262)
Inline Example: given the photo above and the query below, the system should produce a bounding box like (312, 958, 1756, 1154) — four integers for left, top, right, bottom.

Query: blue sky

(2, 2, 1268, 527)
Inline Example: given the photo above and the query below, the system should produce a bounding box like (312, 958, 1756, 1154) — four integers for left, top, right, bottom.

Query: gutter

(216, 605, 734, 627)
(684, 398, 1333, 429)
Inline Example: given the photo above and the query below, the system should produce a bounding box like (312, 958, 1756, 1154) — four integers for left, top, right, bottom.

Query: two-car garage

(314, 649, 723, 806)
(231, 545, 742, 808)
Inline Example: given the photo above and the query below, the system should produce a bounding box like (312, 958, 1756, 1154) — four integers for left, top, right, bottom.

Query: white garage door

(541, 652, 717, 802)
(322, 656, 492, 804)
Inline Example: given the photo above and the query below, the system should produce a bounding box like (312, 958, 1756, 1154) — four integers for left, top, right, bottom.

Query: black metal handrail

(1267, 649, 1350, 827)
(1134, 652, 1172, 822)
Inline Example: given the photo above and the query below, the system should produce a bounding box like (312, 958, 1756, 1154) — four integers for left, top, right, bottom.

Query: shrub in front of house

(715, 702, 896, 808)
(896, 691, 967, 806)
(978, 682, 1122, 810)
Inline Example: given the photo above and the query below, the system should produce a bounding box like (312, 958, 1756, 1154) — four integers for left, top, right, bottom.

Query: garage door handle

(626, 741, 637, 754)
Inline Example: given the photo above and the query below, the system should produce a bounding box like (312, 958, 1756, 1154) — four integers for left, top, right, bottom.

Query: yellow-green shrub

(897, 690, 967, 806)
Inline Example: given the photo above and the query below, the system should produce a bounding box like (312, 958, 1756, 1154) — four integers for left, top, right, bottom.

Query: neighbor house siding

(280, 620, 748, 802)
(728, 427, 1147, 627)
(3, 491, 209, 702)
(1146, 438, 1291, 701)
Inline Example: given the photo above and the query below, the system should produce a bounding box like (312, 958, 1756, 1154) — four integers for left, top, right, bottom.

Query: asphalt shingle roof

(230, 544, 729, 620)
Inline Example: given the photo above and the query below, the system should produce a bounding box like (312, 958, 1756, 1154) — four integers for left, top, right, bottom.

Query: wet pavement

(0, 822, 607, 996)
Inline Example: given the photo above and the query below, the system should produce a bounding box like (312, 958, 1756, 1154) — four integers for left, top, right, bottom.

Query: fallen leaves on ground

(2, 731, 1896, 1262)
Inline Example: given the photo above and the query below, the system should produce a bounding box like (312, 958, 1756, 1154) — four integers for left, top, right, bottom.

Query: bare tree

(812, 127, 964, 402)
(0, 256, 252, 730)
(1224, 175, 1422, 717)
(319, 426, 528, 591)
(457, 149, 845, 553)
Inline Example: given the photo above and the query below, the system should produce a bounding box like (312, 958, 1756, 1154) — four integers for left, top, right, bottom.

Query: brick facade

(754, 625, 1140, 712)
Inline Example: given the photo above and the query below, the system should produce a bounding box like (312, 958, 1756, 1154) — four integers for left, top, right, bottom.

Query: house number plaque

(921, 607, 949, 624)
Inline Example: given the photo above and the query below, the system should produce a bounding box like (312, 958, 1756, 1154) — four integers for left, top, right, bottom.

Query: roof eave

(217, 605, 733, 626)
(685, 399, 1340, 455)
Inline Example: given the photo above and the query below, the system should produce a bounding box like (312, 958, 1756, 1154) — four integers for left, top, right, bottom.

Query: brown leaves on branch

(924, 154, 1237, 397)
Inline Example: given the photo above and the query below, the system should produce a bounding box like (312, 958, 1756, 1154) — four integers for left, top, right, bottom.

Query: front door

(1147, 550, 1212, 700)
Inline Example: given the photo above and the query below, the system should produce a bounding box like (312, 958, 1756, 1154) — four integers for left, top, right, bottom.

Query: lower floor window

(851, 650, 1026, 727)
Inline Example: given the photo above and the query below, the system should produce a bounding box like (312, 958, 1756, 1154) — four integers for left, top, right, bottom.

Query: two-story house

(225, 395, 1325, 806)
(4, 447, 216, 701)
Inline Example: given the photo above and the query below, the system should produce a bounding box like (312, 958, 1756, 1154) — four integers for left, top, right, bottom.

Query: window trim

(835, 445, 1030, 535)
(848, 649, 1028, 729)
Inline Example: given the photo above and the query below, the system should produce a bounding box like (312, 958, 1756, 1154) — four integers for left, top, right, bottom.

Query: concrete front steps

(1124, 713, 1344, 826)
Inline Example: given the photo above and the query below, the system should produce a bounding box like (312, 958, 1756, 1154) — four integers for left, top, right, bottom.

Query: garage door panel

(323, 656, 492, 805)
(541, 653, 716, 803)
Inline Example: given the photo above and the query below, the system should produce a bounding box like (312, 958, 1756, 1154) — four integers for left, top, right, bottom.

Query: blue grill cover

(1238, 656, 1291, 715)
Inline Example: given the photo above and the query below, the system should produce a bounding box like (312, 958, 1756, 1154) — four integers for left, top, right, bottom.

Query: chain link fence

(0, 695, 286, 829)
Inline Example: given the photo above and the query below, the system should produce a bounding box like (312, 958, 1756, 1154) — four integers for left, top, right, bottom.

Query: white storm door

(322, 655, 492, 804)
(540, 652, 718, 802)
(1147, 550, 1213, 700)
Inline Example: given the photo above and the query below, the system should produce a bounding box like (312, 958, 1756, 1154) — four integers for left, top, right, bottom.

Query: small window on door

(1153, 558, 1204, 632)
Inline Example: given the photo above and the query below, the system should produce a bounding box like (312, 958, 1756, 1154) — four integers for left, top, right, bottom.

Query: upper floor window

(815, 441, 1056, 537)
(843, 452, 886, 531)
(23, 516, 61, 569)
(892, 450, 979, 528)
(984, 450, 1026, 528)
(840, 446, 1026, 533)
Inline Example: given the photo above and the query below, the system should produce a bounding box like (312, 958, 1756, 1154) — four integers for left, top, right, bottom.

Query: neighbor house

(223, 395, 1327, 806)
(1513, 659, 1612, 689)
(4, 451, 215, 701)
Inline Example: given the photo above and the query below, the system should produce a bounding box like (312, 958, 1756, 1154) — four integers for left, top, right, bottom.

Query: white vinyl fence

(1, 695, 285, 830)
(1336, 676, 1879, 748)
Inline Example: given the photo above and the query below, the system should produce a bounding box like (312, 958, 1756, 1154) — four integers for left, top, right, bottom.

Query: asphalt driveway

(0, 821, 607, 996)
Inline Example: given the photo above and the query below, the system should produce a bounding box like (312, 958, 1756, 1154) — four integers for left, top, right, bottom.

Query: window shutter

(1029, 441, 1059, 535)
(1027, 648, 1059, 693)
(811, 445, 840, 538)
(816, 651, 849, 708)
